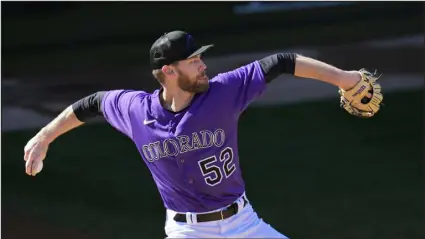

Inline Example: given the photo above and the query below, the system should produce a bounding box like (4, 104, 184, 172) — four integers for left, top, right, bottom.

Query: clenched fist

(24, 134, 50, 176)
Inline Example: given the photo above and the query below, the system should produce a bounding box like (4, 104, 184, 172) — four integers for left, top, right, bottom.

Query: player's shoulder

(103, 89, 153, 107)
(105, 89, 151, 99)
(209, 60, 262, 85)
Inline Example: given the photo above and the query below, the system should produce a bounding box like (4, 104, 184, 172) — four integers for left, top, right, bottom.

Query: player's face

(174, 55, 209, 93)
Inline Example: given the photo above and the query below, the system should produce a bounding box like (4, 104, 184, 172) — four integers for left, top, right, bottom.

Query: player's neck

(160, 88, 195, 112)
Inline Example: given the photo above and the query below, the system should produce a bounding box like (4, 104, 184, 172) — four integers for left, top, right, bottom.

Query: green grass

(2, 90, 423, 239)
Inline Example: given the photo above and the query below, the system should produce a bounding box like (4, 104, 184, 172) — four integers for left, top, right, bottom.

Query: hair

(152, 62, 180, 85)
(152, 69, 166, 84)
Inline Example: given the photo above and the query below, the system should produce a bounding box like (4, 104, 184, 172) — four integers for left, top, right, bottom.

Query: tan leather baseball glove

(338, 69, 384, 118)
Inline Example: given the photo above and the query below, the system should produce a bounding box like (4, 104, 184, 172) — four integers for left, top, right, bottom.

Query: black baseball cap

(150, 30, 214, 70)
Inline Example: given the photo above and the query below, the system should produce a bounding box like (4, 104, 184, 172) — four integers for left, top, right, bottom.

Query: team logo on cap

(186, 34, 194, 51)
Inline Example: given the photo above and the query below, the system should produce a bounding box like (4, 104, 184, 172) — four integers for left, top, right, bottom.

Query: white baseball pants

(164, 194, 289, 238)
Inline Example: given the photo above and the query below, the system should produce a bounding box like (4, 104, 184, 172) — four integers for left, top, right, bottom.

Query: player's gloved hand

(24, 134, 50, 176)
(338, 68, 384, 118)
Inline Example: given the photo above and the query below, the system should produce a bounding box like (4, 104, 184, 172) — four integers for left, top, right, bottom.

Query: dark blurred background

(2, 2, 423, 239)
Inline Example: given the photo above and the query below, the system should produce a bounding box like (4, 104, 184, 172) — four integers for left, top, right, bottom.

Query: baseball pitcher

(23, 30, 383, 238)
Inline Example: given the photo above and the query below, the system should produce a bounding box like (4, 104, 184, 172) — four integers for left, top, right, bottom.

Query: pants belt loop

(236, 198, 243, 213)
(191, 213, 197, 224)
(186, 213, 193, 225)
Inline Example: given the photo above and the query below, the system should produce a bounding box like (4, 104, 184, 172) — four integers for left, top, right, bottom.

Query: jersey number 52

(198, 147, 236, 186)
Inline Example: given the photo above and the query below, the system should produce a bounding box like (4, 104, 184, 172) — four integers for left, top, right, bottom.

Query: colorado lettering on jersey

(142, 129, 226, 162)
(101, 61, 266, 212)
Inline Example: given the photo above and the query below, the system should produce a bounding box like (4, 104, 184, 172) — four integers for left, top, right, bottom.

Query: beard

(177, 70, 210, 93)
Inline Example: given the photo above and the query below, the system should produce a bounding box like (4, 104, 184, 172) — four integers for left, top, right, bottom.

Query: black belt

(174, 196, 248, 223)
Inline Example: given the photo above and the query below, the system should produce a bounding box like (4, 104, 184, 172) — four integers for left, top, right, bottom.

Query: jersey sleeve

(214, 61, 266, 112)
(101, 89, 144, 138)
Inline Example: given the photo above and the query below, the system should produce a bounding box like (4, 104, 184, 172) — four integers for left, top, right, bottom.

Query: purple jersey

(101, 61, 266, 212)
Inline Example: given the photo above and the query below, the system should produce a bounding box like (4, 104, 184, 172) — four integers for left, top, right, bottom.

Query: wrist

(339, 70, 362, 90)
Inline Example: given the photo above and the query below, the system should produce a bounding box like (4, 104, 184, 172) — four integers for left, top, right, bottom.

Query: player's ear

(162, 65, 174, 76)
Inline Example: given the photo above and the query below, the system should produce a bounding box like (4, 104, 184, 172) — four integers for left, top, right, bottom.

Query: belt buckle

(220, 210, 224, 220)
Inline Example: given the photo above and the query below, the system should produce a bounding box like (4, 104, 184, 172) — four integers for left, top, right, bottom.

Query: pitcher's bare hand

(24, 134, 49, 176)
